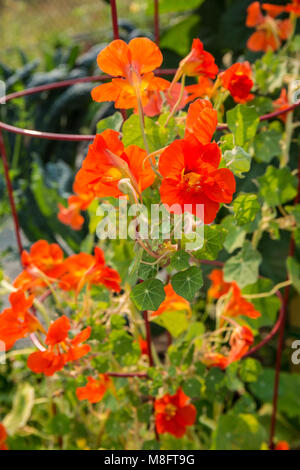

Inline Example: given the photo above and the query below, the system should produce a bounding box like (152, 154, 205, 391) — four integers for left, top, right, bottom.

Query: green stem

(11, 134, 22, 170)
(5, 347, 35, 359)
(136, 90, 161, 179)
(33, 298, 51, 325)
(251, 228, 263, 249)
(243, 280, 292, 299)
(164, 74, 186, 127)
(136, 88, 150, 154)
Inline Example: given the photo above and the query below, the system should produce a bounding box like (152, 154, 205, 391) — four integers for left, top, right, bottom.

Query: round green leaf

(131, 278, 166, 311)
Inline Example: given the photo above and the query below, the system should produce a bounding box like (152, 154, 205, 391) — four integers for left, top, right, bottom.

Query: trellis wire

(0, 0, 299, 449)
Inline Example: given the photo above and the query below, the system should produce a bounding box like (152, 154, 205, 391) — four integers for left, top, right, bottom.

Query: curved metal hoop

(0, 75, 298, 139)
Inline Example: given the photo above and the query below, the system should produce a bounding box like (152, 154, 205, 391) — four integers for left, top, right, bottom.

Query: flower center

(183, 171, 203, 192)
(102, 167, 123, 183)
(165, 403, 177, 420)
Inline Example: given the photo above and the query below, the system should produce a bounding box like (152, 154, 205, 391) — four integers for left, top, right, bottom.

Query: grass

(0, 0, 155, 67)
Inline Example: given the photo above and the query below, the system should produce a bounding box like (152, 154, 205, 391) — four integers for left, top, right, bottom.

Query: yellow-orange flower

(91, 38, 169, 110)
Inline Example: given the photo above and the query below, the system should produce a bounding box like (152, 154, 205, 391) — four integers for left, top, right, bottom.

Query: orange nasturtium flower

(159, 100, 236, 224)
(184, 99, 218, 145)
(154, 387, 196, 438)
(138, 335, 149, 356)
(91, 38, 169, 110)
(185, 76, 214, 103)
(173, 39, 219, 85)
(27, 316, 91, 376)
(219, 62, 254, 103)
(246, 2, 292, 52)
(60, 246, 121, 293)
(202, 352, 229, 369)
(275, 441, 290, 450)
(208, 269, 261, 319)
(14, 240, 65, 293)
(273, 88, 291, 123)
(286, 0, 300, 15)
(76, 374, 113, 403)
(261, 3, 287, 17)
(150, 283, 191, 318)
(203, 325, 254, 369)
(58, 183, 93, 231)
(75, 129, 155, 200)
(263, 1, 300, 16)
(227, 325, 254, 362)
(0, 290, 44, 351)
(208, 269, 232, 299)
(225, 284, 261, 319)
(0, 423, 8, 450)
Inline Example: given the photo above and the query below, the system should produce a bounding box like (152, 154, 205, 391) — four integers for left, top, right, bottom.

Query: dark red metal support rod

(0, 130, 23, 257)
(244, 291, 284, 358)
(269, 284, 291, 448)
(107, 372, 148, 378)
(269, 149, 300, 448)
(110, 0, 119, 40)
(154, 0, 160, 46)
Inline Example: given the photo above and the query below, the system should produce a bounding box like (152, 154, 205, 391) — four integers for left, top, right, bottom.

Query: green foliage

(131, 278, 166, 310)
(160, 15, 201, 56)
(253, 129, 282, 163)
(170, 250, 190, 270)
(147, 0, 204, 14)
(242, 278, 281, 328)
(171, 266, 203, 301)
(254, 51, 287, 94)
(193, 225, 227, 260)
(233, 194, 260, 226)
(122, 114, 177, 152)
(226, 105, 259, 147)
(258, 166, 297, 207)
(152, 310, 189, 337)
(286, 257, 300, 294)
(128, 246, 144, 286)
(222, 215, 247, 253)
(212, 413, 267, 450)
(224, 241, 262, 288)
(46, 413, 71, 436)
(223, 146, 251, 177)
(182, 378, 203, 398)
(3, 383, 35, 435)
(239, 359, 262, 383)
(96, 112, 123, 133)
(250, 369, 300, 419)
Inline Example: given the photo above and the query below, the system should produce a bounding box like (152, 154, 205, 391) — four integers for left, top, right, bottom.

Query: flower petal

(97, 40, 130, 76)
(91, 82, 121, 103)
(129, 37, 163, 74)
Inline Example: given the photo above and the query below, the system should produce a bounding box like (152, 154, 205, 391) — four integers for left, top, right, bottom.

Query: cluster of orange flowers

(60, 38, 238, 227)
(0, 240, 121, 377)
(246, 1, 299, 52)
(13, 240, 121, 295)
(200, 269, 261, 369)
(57, 28, 292, 231)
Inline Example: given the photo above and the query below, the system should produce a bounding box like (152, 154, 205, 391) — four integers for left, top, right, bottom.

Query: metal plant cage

(0, 0, 299, 449)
